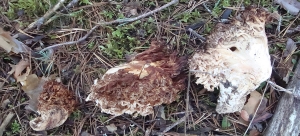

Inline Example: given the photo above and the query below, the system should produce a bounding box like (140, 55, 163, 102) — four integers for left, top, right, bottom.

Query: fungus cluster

(86, 41, 187, 116)
(29, 80, 76, 131)
(189, 7, 272, 113)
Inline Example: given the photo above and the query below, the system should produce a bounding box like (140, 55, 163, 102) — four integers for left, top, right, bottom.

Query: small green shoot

(11, 120, 21, 134)
(221, 116, 231, 129)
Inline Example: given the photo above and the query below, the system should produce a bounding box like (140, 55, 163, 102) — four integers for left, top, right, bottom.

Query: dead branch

(27, 0, 66, 30)
(39, 0, 179, 52)
(162, 116, 186, 134)
(187, 28, 206, 41)
(63, 0, 79, 11)
(0, 112, 15, 136)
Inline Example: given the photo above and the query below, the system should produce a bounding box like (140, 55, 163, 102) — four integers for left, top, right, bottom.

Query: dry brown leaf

(22, 75, 47, 111)
(0, 28, 17, 52)
(243, 91, 262, 117)
(0, 28, 31, 53)
(106, 124, 117, 133)
(277, 38, 297, 83)
(8, 59, 30, 81)
(240, 91, 272, 123)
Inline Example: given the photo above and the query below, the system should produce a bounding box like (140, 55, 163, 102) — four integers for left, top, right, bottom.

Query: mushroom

(189, 7, 272, 113)
(29, 80, 76, 131)
(86, 40, 187, 116)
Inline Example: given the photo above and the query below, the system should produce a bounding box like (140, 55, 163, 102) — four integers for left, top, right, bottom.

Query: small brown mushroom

(29, 80, 76, 131)
(189, 6, 272, 113)
(86, 40, 187, 116)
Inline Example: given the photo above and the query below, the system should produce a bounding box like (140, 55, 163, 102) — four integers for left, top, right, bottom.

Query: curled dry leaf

(106, 124, 117, 133)
(8, 59, 30, 82)
(243, 91, 262, 117)
(0, 28, 31, 53)
(240, 91, 272, 123)
(30, 80, 76, 131)
(275, 0, 300, 15)
(22, 75, 48, 111)
(278, 38, 297, 83)
(86, 40, 187, 116)
(189, 6, 272, 113)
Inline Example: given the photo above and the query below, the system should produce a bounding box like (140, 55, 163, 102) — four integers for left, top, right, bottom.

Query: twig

(184, 71, 192, 134)
(27, 0, 66, 30)
(0, 112, 15, 136)
(63, 0, 79, 11)
(122, 115, 145, 133)
(267, 81, 294, 94)
(203, 2, 212, 14)
(40, 0, 179, 52)
(243, 80, 269, 136)
(187, 28, 206, 41)
(162, 116, 186, 134)
(279, 13, 300, 37)
(40, 25, 99, 52)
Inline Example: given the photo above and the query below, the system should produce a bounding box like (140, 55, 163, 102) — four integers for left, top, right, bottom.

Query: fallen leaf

(242, 91, 262, 117)
(240, 91, 273, 123)
(8, 59, 30, 81)
(22, 75, 47, 111)
(249, 129, 261, 136)
(252, 112, 273, 123)
(0, 28, 17, 52)
(124, 1, 140, 17)
(1, 99, 11, 108)
(277, 38, 297, 83)
(106, 124, 117, 133)
(275, 0, 300, 15)
(0, 28, 31, 53)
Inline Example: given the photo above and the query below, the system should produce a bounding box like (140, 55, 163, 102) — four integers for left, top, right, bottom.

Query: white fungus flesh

(189, 6, 272, 114)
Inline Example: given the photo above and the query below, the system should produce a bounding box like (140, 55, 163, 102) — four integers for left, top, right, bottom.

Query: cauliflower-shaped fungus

(189, 7, 272, 113)
(29, 80, 76, 131)
(86, 41, 187, 116)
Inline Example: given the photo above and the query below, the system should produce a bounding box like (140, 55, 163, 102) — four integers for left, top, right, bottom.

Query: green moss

(5, 0, 57, 20)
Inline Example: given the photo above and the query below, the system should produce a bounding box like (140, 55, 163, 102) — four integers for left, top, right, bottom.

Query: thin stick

(162, 116, 186, 133)
(267, 81, 293, 94)
(187, 28, 206, 41)
(39, 0, 179, 52)
(40, 25, 99, 52)
(243, 81, 269, 136)
(63, 0, 79, 11)
(122, 115, 145, 133)
(184, 71, 192, 134)
(27, 0, 66, 30)
(0, 112, 15, 136)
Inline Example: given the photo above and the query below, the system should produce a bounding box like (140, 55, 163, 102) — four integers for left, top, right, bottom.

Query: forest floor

(0, 0, 300, 136)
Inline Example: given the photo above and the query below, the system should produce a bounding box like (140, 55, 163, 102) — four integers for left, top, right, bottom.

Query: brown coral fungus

(189, 6, 272, 114)
(29, 80, 76, 131)
(86, 40, 187, 116)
